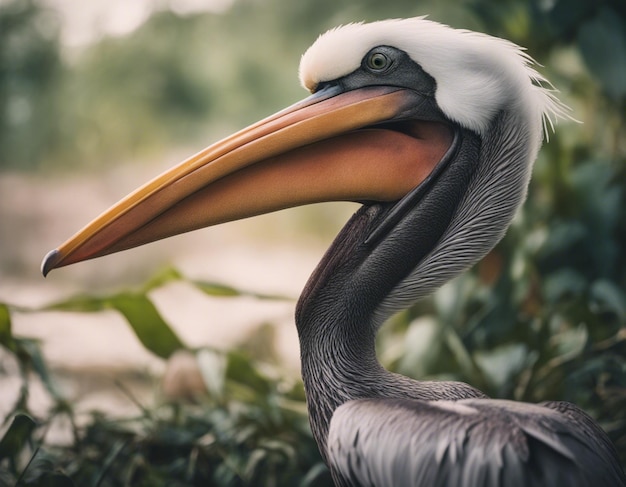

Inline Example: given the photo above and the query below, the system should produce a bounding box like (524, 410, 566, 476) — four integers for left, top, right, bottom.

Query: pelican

(42, 18, 625, 486)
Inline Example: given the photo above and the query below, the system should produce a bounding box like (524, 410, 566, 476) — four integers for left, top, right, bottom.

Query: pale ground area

(0, 158, 357, 434)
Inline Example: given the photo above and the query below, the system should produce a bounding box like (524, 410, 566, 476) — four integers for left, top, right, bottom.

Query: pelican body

(43, 18, 625, 486)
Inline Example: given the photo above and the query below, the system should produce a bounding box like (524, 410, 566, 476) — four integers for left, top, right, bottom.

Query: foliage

(0, 0, 63, 170)
(2, 216, 625, 483)
(3, 0, 621, 171)
(0, 281, 329, 486)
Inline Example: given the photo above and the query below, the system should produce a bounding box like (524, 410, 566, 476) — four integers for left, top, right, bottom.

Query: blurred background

(0, 0, 625, 485)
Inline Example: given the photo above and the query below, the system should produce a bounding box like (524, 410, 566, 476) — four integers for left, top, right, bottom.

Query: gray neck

(294, 116, 528, 460)
(376, 111, 534, 319)
(296, 305, 485, 463)
(295, 202, 485, 460)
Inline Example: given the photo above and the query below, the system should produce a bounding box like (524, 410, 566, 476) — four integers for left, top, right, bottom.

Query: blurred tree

(1, 0, 624, 173)
(58, 11, 220, 168)
(0, 0, 62, 170)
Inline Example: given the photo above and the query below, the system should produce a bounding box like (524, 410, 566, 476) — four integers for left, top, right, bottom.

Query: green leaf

(0, 413, 37, 460)
(474, 343, 528, 391)
(577, 7, 626, 100)
(34, 472, 76, 487)
(225, 351, 272, 395)
(547, 0, 596, 37)
(44, 294, 110, 313)
(140, 266, 184, 293)
(300, 462, 331, 487)
(259, 438, 297, 466)
(92, 439, 127, 487)
(109, 293, 186, 359)
(43, 289, 187, 358)
(552, 323, 588, 358)
(196, 348, 227, 398)
(18, 339, 65, 402)
(0, 303, 16, 352)
(244, 448, 268, 480)
(543, 268, 587, 303)
(192, 279, 293, 301)
(395, 317, 441, 378)
(193, 280, 243, 297)
(19, 453, 76, 487)
(591, 279, 626, 322)
(539, 221, 586, 260)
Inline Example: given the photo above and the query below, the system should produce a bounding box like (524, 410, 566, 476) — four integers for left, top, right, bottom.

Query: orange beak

(42, 85, 452, 276)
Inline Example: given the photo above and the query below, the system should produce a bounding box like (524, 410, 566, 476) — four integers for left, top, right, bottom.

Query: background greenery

(1, 0, 625, 485)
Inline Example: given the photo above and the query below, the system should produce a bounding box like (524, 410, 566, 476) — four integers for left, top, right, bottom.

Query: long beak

(42, 85, 452, 276)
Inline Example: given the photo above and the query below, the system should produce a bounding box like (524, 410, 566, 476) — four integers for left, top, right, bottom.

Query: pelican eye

(366, 52, 391, 72)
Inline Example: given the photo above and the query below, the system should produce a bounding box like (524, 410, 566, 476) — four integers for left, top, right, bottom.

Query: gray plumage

(328, 399, 624, 486)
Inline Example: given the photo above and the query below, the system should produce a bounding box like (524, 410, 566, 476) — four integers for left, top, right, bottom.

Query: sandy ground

(0, 161, 357, 423)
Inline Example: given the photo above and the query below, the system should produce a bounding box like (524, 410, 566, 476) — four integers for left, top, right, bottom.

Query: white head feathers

(299, 18, 568, 146)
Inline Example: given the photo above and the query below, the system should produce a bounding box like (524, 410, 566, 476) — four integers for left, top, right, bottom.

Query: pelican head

(301, 18, 565, 139)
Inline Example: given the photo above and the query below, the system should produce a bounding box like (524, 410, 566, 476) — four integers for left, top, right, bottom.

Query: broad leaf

(44, 290, 187, 359)
(109, 293, 186, 359)
(0, 413, 37, 460)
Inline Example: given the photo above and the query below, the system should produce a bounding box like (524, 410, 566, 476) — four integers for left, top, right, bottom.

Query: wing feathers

(328, 398, 625, 487)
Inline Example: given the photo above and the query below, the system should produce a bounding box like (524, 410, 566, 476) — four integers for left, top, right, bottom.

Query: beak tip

(41, 249, 61, 277)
